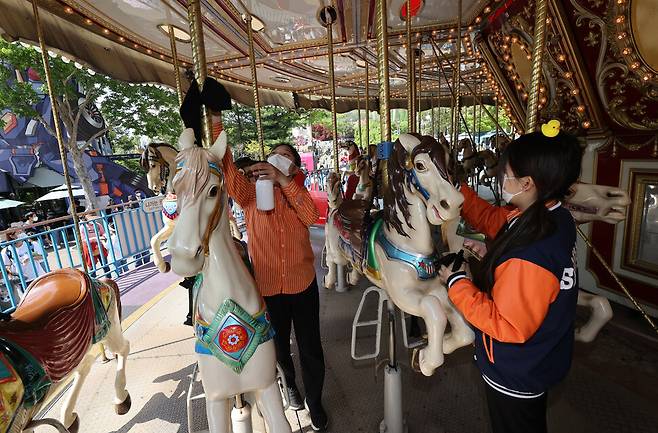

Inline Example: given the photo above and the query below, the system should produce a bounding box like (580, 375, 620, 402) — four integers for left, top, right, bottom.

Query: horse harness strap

(374, 227, 440, 280)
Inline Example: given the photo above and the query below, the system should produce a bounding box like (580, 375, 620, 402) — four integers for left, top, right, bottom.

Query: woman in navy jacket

(440, 121, 583, 433)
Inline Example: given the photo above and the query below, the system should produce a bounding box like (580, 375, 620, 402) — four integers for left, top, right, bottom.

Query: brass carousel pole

(187, 0, 212, 147)
(365, 60, 370, 145)
(525, 0, 548, 132)
(245, 13, 265, 159)
(31, 0, 87, 273)
(357, 90, 363, 147)
(376, 0, 391, 142)
(417, 47, 423, 133)
(406, 0, 415, 133)
(168, 25, 184, 106)
(321, 7, 340, 172)
(451, 0, 463, 147)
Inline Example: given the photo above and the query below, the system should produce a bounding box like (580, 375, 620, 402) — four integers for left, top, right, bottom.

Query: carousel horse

(0, 269, 130, 433)
(443, 182, 631, 344)
(325, 133, 474, 376)
(455, 138, 499, 185)
(168, 129, 291, 433)
(142, 139, 242, 274)
(352, 155, 373, 201)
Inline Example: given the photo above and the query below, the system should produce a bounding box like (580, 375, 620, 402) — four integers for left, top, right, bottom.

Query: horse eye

(415, 161, 426, 171)
(208, 185, 218, 197)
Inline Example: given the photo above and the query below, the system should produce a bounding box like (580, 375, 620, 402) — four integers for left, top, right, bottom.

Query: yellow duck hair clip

(541, 120, 561, 138)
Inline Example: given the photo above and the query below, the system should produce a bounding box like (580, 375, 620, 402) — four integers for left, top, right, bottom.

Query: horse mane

(173, 147, 221, 208)
(139, 143, 178, 171)
(382, 134, 450, 238)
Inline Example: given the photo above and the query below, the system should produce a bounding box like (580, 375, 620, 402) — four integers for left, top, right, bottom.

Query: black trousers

(485, 382, 548, 433)
(264, 279, 325, 409)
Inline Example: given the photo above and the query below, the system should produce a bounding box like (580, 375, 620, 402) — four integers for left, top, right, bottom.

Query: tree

(0, 40, 181, 209)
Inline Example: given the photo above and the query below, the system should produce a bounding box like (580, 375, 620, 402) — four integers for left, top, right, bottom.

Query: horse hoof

(115, 394, 131, 415)
(68, 414, 80, 433)
(411, 348, 422, 374)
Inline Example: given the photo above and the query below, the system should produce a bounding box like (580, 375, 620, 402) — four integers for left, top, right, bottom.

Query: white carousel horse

(444, 182, 632, 343)
(352, 155, 373, 201)
(0, 269, 130, 433)
(325, 133, 474, 376)
(141, 138, 242, 273)
(455, 137, 499, 185)
(168, 129, 291, 433)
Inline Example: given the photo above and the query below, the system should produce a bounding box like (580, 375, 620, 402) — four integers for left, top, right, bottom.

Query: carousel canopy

(0, 0, 495, 112)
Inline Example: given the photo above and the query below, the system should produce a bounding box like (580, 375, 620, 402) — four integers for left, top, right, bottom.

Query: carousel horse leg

(336, 264, 347, 293)
(59, 352, 95, 431)
(150, 220, 174, 273)
(429, 286, 475, 354)
(254, 380, 292, 433)
(103, 295, 131, 414)
(206, 397, 231, 433)
(575, 290, 613, 343)
(347, 267, 361, 286)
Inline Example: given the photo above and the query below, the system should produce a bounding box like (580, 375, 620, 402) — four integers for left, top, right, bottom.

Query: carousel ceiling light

(102, 28, 110, 34)
(64, 7, 73, 14)
(564, 71, 573, 78)
(484, 6, 491, 13)
(631, 62, 640, 69)
(85, 18, 93, 25)
(617, 32, 627, 40)
(475, 17, 482, 23)
(571, 88, 579, 95)
(119, 36, 125, 42)
(616, 16, 625, 23)
(622, 47, 632, 55)
(582, 121, 591, 129)
(577, 105, 585, 112)
(146, 49, 152, 54)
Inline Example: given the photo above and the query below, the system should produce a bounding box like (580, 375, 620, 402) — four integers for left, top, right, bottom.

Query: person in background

(106, 222, 127, 277)
(1, 226, 48, 299)
(81, 213, 110, 278)
(222, 133, 327, 431)
(439, 123, 583, 433)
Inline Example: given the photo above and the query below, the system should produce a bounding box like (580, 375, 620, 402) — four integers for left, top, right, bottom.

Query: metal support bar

(325, 17, 339, 172)
(365, 58, 370, 145)
(376, 0, 391, 142)
(31, 0, 86, 272)
(451, 0, 463, 147)
(168, 25, 183, 106)
(525, 0, 549, 132)
(246, 14, 265, 160)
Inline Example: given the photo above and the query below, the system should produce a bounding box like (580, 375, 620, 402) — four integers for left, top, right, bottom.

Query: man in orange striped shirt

(220, 127, 328, 431)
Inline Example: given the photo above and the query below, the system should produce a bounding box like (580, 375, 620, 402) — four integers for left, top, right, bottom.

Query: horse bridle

(148, 146, 171, 194)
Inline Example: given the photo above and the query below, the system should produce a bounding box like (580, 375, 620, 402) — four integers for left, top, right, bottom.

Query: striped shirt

(219, 132, 319, 296)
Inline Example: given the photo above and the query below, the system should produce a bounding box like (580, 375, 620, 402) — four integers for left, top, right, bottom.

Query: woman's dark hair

(272, 143, 302, 168)
(474, 131, 583, 294)
(235, 156, 258, 171)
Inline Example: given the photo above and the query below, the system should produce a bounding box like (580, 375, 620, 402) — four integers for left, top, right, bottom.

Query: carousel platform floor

(34, 226, 658, 433)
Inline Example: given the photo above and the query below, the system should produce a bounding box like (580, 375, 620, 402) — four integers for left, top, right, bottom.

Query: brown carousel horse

(0, 269, 130, 433)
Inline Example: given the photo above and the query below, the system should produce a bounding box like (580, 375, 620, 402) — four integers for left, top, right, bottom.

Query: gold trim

(525, 0, 548, 132)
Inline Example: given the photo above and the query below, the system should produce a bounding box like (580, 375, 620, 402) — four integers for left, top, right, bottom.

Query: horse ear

(209, 130, 227, 160)
(178, 128, 196, 150)
(398, 133, 420, 154)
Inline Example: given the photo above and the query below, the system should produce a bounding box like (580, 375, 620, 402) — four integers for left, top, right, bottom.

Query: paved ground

(34, 225, 658, 433)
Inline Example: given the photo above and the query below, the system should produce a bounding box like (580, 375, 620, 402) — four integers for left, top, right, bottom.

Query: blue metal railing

(0, 199, 165, 312)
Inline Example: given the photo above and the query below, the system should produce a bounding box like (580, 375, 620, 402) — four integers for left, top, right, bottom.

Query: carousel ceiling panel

(387, 0, 486, 29)
(229, 0, 340, 47)
(224, 65, 319, 90)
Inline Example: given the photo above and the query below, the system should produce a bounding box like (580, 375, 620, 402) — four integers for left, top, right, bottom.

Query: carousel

(0, 1, 657, 433)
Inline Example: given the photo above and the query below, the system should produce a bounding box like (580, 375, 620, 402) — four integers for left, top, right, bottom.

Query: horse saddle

(335, 198, 371, 251)
(9, 270, 88, 329)
(0, 269, 101, 382)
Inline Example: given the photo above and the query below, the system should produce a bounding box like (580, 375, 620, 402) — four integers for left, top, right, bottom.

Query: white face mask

(502, 174, 524, 204)
(267, 153, 293, 176)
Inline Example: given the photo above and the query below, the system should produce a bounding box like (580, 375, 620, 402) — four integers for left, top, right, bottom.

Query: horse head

(565, 183, 631, 224)
(355, 155, 371, 179)
(168, 128, 228, 276)
(383, 133, 463, 236)
(326, 171, 342, 209)
(140, 143, 176, 193)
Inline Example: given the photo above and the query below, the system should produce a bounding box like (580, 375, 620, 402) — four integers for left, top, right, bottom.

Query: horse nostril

(195, 246, 203, 257)
(440, 200, 450, 210)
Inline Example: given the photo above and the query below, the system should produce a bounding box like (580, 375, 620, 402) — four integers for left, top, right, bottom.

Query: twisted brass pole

(187, 0, 212, 147)
(376, 0, 391, 142)
(417, 47, 422, 133)
(365, 59, 370, 145)
(525, 0, 548, 132)
(31, 0, 87, 273)
(325, 18, 339, 172)
(451, 0, 463, 147)
(406, 0, 414, 133)
(246, 14, 265, 159)
(168, 25, 183, 106)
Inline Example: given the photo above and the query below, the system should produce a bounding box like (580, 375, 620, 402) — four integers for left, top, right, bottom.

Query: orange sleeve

(281, 180, 319, 227)
(448, 258, 560, 343)
(215, 122, 256, 208)
(460, 183, 511, 240)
